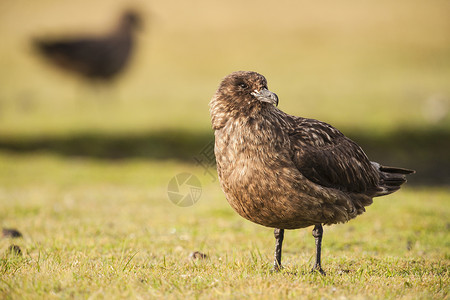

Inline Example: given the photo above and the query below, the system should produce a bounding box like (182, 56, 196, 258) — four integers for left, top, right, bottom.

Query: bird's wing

(39, 38, 107, 60)
(288, 117, 380, 193)
(35, 37, 115, 76)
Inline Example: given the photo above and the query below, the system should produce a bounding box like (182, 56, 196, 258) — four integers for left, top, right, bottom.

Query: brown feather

(210, 71, 414, 229)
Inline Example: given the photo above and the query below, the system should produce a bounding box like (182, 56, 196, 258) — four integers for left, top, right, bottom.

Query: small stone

(2, 228, 23, 238)
(8, 244, 22, 256)
(190, 251, 207, 260)
(406, 239, 413, 251)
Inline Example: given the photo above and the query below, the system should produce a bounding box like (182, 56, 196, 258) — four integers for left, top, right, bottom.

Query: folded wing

(288, 118, 382, 195)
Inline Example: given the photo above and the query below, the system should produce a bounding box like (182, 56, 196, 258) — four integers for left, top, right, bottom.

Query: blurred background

(1, 2, 449, 296)
(0, 0, 449, 185)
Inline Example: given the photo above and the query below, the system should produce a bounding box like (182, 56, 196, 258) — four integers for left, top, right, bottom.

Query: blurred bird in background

(33, 10, 141, 83)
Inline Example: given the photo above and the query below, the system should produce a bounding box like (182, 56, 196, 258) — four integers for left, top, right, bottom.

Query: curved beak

(251, 88, 279, 107)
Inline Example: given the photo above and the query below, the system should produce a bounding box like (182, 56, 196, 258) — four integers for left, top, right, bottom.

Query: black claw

(271, 266, 283, 273)
(311, 266, 326, 276)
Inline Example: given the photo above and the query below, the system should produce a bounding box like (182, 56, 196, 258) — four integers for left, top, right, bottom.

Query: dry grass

(0, 153, 448, 299)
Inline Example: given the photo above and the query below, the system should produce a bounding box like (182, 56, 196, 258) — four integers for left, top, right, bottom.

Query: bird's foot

(311, 265, 326, 276)
(270, 267, 283, 273)
(271, 265, 283, 273)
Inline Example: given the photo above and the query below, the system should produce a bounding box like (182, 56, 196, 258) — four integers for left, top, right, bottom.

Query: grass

(0, 0, 449, 298)
(0, 154, 448, 299)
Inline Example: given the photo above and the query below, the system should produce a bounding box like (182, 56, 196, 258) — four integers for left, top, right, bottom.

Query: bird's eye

(238, 83, 248, 89)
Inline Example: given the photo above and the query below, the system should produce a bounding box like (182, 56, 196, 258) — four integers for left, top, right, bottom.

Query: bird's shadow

(0, 127, 448, 186)
(269, 266, 354, 277)
(0, 129, 214, 161)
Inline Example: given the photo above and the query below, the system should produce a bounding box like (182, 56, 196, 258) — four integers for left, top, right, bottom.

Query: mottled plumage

(210, 71, 414, 273)
(34, 11, 140, 81)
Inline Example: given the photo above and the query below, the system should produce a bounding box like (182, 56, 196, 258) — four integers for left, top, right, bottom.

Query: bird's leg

(311, 224, 326, 275)
(273, 228, 284, 272)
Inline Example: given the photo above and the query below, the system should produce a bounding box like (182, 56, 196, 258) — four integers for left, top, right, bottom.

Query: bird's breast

(213, 118, 306, 226)
(214, 117, 288, 169)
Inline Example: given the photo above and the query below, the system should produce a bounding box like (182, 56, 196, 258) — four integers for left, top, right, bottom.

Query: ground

(0, 160, 448, 298)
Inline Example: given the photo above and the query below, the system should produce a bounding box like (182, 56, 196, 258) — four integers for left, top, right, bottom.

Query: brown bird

(209, 71, 414, 274)
(34, 10, 141, 81)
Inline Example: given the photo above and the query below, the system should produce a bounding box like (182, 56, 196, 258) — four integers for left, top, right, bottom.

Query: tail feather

(34, 39, 68, 55)
(34, 39, 57, 56)
(379, 165, 415, 175)
(371, 162, 415, 197)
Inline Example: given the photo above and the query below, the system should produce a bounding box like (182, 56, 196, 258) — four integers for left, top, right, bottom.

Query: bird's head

(210, 71, 279, 129)
(121, 10, 142, 30)
(217, 71, 278, 107)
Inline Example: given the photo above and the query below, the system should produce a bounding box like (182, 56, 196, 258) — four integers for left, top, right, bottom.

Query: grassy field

(1, 0, 449, 299)
(0, 155, 448, 299)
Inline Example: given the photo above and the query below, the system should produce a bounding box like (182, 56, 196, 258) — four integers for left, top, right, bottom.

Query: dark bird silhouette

(209, 71, 415, 274)
(34, 10, 141, 81)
